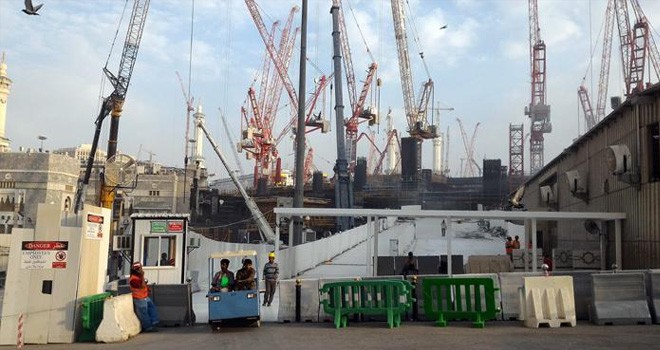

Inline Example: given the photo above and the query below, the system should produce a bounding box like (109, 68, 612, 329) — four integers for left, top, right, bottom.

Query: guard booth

(131, 213, 191, 285)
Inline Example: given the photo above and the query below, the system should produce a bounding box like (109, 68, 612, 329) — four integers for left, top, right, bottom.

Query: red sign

(168, 221, 184, 232)
(22, 241, 69, 251)
(52, 262, 67, 269)
(87, 214, 104, 224)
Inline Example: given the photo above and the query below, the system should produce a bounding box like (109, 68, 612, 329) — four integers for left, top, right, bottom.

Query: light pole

(37, 135, 47, 152)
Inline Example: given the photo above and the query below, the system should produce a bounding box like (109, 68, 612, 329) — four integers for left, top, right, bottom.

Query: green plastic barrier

(422, 277, 499, 328)
(319, 280, 414, 329)
(78, 292, 111, 342)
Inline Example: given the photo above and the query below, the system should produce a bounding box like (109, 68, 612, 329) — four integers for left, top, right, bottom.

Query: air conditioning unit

(606, 145, 632, 175)
(540, 185, 556, 204)
(565, 170, 587, 194)
(188, 237, 200, 248)
(113, 235, 132, 251)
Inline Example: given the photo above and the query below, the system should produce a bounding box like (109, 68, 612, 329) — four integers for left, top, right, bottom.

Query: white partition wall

(0, 203, 111, 345)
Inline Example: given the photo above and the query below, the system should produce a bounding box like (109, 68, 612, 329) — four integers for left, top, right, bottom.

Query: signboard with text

(21, 241, 69, 269)
(85, 214, 105, 240)
(150, 220, 184, 233)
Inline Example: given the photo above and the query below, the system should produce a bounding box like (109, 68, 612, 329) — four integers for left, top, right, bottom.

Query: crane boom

(391, 0, 416, 131)
(245, 0, 298, 110)
(75, 0, 150, 212)
(597, 0, 615, 120)
(527, 0, 550, 175)
(198, 117, 275, 243)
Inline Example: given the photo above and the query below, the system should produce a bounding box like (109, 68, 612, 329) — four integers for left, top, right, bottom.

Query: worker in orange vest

(130, 262, 159, 332)
(505, 236, 514, 261)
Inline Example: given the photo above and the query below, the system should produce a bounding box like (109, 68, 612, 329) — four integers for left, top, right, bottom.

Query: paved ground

(9, 321, 660, 350)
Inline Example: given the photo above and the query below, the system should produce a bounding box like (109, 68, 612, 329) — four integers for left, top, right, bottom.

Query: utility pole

(331, 1, 353, 232)
(292, 0, 308, 246)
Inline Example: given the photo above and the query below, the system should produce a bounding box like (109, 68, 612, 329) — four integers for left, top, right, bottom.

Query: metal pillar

(615, 219, 622, 269)
(371, 216, 377, 277)
(447, 218, 452, 277)
(531, 218, 537, 272)
(292, 0, 308, 246)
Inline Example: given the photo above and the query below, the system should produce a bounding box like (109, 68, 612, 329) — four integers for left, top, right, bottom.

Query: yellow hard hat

(268, 252, 276, 258)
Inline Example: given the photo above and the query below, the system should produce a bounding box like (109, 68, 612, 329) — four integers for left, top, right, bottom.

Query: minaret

(0, 52, 12, 152)
(192, 104, 206, 169)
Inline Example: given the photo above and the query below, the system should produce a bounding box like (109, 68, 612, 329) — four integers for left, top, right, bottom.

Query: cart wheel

(253, 320, 261, 328)
(211, 324, 221, 332)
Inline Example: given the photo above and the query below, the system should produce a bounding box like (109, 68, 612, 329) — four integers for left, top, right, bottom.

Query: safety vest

(130, 274, 149, 299)
(505, 241, 513, 254)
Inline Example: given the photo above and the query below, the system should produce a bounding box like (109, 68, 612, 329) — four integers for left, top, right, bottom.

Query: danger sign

(21, 241, 69, 269)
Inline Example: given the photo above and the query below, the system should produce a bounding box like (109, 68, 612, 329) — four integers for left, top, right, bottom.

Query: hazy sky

(1, 0, 659, 180)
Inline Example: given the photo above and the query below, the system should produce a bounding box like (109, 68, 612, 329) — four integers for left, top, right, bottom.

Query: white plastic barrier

(95, 294, 141, 343)
(521, 276, 576, 328)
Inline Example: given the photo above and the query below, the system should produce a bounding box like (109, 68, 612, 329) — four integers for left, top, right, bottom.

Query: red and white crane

(526, 0, 551, 175)
(334, 0, 378, 172)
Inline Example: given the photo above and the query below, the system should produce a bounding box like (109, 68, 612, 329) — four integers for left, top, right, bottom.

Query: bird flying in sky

(22, 0, 43, 16)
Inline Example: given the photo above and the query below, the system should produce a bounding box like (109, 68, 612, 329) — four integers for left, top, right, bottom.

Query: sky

(2, 0, 660, 180)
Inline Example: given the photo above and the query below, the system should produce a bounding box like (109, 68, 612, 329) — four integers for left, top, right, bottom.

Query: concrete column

(447, 217, 452, 277)
(371, 216, 377, 277)
(615, 219, 622, 269)
(531, 219, 537, 272)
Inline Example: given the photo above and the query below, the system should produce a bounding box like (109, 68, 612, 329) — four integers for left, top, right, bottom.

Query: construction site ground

(13, 321, 660, 350)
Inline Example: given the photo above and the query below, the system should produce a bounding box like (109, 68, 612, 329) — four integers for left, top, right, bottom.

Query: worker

(262, 252, 279, 307)
(441, 220, 447, 237)
(512, 235, 521, 250)
(235, 258, 256, 291)
(401, 252, 418, 278)
(129, 262, 159, 332)
(505, 236, 514, 261)
(211, 258, 235, 292)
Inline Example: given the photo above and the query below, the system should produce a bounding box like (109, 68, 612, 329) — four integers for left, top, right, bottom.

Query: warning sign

(85, 214, 104, 240)
(21, 241, 69, 269)
(167, 221, 184, 232)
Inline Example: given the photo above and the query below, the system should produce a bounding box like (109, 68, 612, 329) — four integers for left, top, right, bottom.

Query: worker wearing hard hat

(262, 252, 279, 307)
(130, 262, 160, 332)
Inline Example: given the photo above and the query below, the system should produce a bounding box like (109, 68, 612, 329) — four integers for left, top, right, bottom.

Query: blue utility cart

(207, 250, 260, 330)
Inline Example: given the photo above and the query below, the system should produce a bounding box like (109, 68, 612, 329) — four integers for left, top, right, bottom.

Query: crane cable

(345, 0, 375, 62)
(97, 0, 130, 119)
(404, 0, 431, 80)
(104, 0, 131, 70)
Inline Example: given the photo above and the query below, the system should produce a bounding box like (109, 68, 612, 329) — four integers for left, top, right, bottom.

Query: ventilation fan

(104, 153, 137, 186)
(584, 219, 601, 236)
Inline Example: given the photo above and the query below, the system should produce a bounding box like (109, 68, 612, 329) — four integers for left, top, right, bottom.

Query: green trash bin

(78, 292, 111, 342)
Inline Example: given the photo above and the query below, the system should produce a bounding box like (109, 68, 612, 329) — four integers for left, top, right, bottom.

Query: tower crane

(391, 0, 435, 140)
(75, 0, 150, 212)
(617, 0, 660, 96)
(525, 0, 551, 175)
(580, 0, 660, 131)
(334, 0, 378, 172)
(176, 70, 195, 163)
(456, 118, 480, 177)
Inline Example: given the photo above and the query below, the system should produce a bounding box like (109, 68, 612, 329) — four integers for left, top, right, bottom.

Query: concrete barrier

(512, 249, 543, 270)
(591, 273, 652, 325)
(498, 272, 538, 320)
(465, 256, 512, 274)
(95, 294, 141, 343)
(150, 284, 194, 327)
(277, 278, 320, 323)
(552, 249, 573, 270)
(573, 250, 601, 270)
(522, 276, 576, 328)
(552, 271, 594, 320)
(648, 269, 660, 324)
